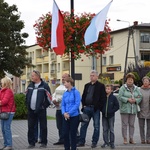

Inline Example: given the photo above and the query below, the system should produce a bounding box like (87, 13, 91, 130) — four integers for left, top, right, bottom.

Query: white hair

(90, 70, 99, 76)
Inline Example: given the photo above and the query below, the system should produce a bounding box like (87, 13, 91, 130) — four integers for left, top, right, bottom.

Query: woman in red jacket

(0, 76, 16, 150)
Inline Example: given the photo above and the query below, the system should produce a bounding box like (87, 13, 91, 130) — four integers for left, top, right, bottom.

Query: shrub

(14, 93, 27, 119)
(126, 63, 150, 86)
(146, 71, 150, 78)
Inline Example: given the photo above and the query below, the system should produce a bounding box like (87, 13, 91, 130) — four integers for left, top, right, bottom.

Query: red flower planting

(34, 11, 111, 59)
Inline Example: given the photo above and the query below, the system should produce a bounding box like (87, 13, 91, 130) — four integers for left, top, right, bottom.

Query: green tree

(0, 0, 32, 78)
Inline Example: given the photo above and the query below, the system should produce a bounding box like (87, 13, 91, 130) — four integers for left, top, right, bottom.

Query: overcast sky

(5, 0, 150, 45)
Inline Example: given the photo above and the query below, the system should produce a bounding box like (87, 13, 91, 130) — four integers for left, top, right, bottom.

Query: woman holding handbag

(0, 76, 16, 150)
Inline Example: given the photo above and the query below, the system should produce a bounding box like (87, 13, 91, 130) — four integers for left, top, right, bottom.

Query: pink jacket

(0, 88, 16, 113)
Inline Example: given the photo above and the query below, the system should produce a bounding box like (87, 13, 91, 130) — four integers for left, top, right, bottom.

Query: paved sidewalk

(0, 108, 150, 150)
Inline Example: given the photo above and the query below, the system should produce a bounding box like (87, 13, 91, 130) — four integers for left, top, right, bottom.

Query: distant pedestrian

(0, 76, 16, 150)
(61, 77, 81, 150)
(26, 70, 51, 149)
(101, 85, 119, 149)
(137, 76, 150, 144)
(77, 70, 106, 148)
(118, 73, 142, 144)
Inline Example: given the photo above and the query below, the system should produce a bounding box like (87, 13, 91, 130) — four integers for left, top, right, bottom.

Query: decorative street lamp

(70, 0, 75, 80)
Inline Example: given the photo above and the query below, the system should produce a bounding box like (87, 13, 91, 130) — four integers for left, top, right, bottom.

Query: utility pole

(117, 20, 138, 83)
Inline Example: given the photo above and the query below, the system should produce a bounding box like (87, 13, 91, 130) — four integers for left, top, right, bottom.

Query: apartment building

(20, 45, 101, 94)
(101, 22, 150, 81)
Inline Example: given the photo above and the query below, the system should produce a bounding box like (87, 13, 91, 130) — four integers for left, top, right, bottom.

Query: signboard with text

(107, 66, 121, 72)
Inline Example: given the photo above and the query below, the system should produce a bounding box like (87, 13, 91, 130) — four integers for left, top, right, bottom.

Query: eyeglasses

(33, 70, 41, 77)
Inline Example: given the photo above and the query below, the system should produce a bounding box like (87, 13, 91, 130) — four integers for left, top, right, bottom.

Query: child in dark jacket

(101, 85, 119, 149)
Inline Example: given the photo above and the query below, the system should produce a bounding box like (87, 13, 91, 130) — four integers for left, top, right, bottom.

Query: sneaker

(91, 143, 97, 148)
(27, 145, 35, 149)
(3, 147, 13, 150)
(101, 143, 109, 148)
(110, 145, 115, 149)
(76, 143, 85, 147)
(39, 144, 47, 148)
(53, 141, 64, 145)
(0, 146, 6, 150)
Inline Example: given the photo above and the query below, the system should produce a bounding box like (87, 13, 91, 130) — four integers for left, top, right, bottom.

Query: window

(110, 37, 113, 46)
(109, 56, 113, 65)
(140, 32, 150, 43)
(102, 57, 106, 65)
(141, 51, 150, 61)
(58, 63, 60, 72)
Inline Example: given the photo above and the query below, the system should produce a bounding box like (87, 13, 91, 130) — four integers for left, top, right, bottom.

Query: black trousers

(56, 110, 64, 142)
(28, 109, 47, 146)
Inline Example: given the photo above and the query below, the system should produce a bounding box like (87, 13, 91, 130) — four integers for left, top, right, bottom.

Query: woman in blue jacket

(61, 77, 81, 150)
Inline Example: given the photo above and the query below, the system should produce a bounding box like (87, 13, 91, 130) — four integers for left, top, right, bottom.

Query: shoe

(91, 143, 97, 148)
(27, 145, 35, 149)
(147, 140, 150, 144)
(38, 140, 41, 144)
(3, 147, 12, 150)
(39, 144, 47, 148)
(123, 138, 128, 144)
(76, 143, 85, 147)
(53, 141, 64, 145)
(129, 138, 136, 144)
(110, 145, 115, 149)
(0, 146, 6, 150)
(141, 140, 145, 144)
(101, 143, 109, 148)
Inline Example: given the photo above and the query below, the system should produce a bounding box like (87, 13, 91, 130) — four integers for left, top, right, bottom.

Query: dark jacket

(101, 93, 119, 118)
(82, 80, 106, 111)
(26, 79, 51, 113)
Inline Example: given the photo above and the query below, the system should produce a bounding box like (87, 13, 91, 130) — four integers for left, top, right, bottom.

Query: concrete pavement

(0, 108, 150, 150)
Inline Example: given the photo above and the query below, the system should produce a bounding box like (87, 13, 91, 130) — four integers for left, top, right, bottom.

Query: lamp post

(70, 0, 75, 80)
(117, 19, 137, 83)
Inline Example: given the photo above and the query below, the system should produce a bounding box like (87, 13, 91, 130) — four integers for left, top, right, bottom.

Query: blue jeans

(56, 110, 64, 142)
(63, 115, 79, 150)
(1, 113, 14, 147)
(102, 116, 115, 145)
(79, 106, 100, 144)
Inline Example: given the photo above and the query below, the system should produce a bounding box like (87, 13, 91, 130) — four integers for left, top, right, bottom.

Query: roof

(111, 23, 150, 34)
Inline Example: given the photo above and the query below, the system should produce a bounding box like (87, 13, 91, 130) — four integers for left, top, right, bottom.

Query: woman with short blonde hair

(0, 76, 16, 150)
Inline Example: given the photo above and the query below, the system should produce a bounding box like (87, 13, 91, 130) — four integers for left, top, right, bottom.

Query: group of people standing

(0, 70, 149, 150)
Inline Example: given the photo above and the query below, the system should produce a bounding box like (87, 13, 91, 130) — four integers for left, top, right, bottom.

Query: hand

(53, 100, 59, 106)
(64, 113, 70, 120)
(128, 98, 136, 104)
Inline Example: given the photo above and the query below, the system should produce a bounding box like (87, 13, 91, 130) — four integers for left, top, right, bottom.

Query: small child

(101, 85, 119, 149)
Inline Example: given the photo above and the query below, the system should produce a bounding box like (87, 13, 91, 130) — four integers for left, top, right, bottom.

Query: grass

(47, 116, 56, 120)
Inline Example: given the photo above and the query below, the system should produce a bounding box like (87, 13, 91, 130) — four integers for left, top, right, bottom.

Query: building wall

(20, 26, 150, 94)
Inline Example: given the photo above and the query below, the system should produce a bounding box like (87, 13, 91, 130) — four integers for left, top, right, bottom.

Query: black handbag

(79, 113, 89, 122)
(0, 100, 14, 120)
(0, 112, 9, 120)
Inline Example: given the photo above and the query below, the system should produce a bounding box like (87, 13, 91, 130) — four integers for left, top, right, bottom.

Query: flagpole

(70, 0, 75, 80)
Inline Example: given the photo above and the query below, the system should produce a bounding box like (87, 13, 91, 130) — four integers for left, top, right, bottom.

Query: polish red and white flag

(51, 0, 65, 55)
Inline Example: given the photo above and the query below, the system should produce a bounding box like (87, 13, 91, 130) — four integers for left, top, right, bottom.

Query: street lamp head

(116, 19, 130, 26)
(116, 19, 121, 21)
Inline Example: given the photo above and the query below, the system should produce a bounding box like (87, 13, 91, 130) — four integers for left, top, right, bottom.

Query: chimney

(133, 21, 138, 26)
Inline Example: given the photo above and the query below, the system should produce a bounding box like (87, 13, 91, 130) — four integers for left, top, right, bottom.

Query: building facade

(101, 22, 150, 82)
(20, 22, 150, 93)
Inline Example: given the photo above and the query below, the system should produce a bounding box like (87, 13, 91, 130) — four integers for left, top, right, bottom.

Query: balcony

(51, 70, 56, 74)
